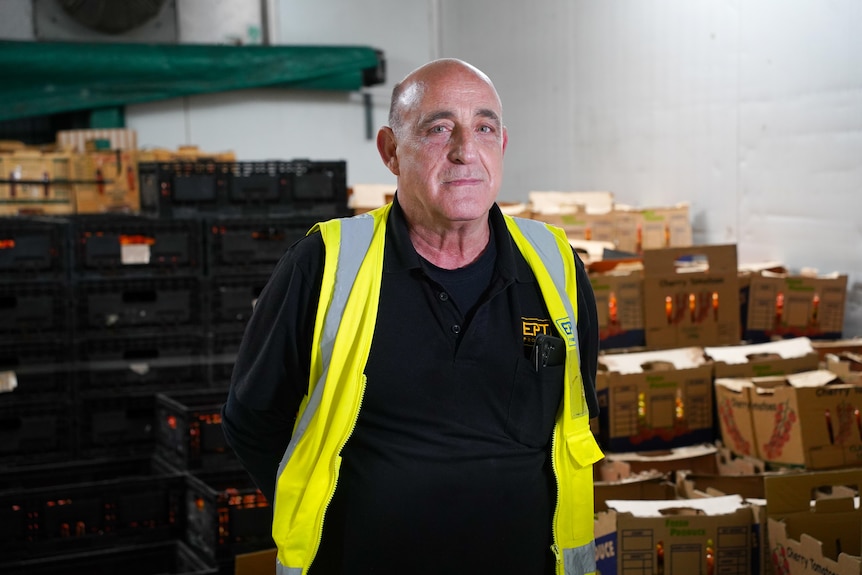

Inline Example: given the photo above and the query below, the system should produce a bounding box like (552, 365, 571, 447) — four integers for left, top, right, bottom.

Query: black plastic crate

(76, 332, 209, 395)
(0, 339, 74, 402)
(72, 214, 203, 278)
(155, 389, 236, 472)
(76, 390, 162, 457)
(0, 456, 185, 561)
(139, 159, 350, 218)
(0, 398, 75, 464)
(208, 274, 269, 331)
(288, 159, 348, 208)
(0, 455, 165, 491)
(0, 540, 217, 575)
(76, 276, 203, 333)
(0, 216, 70, 283)
(0, 281, 71, 338)
(184, 468, 273, 565)
(204, 215, 315, 276)
(139, 160, 225, 217)
(225, 161, 289, 207)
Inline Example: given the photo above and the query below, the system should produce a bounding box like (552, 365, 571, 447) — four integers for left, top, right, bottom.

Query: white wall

(0, 0, 33, 39)
(438, 0, 862, 337)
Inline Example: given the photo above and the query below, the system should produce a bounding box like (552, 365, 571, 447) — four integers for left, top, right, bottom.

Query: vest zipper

(307, 373, 368, 573)
(550, 424, 563, 574)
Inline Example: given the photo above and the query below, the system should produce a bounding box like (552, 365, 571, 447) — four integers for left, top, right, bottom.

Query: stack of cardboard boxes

(510, 191, 861, 575)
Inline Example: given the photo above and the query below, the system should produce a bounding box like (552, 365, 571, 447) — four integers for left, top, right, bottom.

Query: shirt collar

(383, 194, 534, 284)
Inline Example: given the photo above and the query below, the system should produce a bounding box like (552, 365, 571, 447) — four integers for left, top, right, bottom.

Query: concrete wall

(0, 0, 33, 40)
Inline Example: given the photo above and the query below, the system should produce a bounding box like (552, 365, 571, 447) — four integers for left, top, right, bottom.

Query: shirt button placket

(437, 292, 460, 335)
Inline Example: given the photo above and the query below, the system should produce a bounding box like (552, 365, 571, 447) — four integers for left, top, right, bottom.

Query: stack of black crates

(0, 157, 350, 575)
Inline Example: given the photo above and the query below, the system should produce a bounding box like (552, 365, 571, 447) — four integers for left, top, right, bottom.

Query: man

(222, 58, 603, 575)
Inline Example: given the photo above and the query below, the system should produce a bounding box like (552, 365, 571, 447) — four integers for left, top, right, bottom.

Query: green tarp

(0, 41, 384, 122)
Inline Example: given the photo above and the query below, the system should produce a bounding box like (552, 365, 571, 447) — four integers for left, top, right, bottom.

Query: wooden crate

(0, 149, 75, 215)
(71, 149, 140, 214)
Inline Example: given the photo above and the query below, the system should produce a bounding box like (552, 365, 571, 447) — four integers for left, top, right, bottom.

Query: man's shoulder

(268, 230, 325, 281)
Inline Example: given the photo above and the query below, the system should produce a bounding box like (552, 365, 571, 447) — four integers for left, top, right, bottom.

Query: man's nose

(447, 128, 477, 164)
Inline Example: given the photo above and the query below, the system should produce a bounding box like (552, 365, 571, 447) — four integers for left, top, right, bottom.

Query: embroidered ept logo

(521, 318, 551, 347)
(555, 318, 576, 348)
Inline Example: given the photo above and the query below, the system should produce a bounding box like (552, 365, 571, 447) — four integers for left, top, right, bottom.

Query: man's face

(383, 64, 508, 227)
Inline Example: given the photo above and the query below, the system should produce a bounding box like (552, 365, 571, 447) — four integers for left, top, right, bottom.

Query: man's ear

(377, 127, 399, 175)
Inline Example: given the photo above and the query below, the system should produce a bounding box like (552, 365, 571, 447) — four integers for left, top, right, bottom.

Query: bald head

(388, 59, 501, 138)
(375, 57, 507, 242)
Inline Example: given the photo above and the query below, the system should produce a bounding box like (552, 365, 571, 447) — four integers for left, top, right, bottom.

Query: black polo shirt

(222, 199, 599, 575)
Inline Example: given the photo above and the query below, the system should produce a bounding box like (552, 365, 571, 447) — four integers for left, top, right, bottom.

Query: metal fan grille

(58, 0, 167, 35)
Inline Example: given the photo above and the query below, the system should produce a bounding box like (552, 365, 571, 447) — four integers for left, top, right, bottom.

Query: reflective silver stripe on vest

(564, 540, 597, 575)
(276, 559, 301, 575)
(510, 217, 580, 353)
(276, 213, 376, 494)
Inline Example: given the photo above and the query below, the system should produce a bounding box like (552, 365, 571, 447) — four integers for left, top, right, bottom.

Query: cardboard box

(715, 441, 768, 476)
(594, 509, 621, 575)
(234, 547, 277, 575)
(705, 337, 821, 379)
(497, 201, 530, 217)
(642, 244, 741, 349)
(528, 190, 617, 244)
(56, 128, 137, 153)
(676, 468, 770, 501)
(581, 211, 618, 244)
(612, 208, 642, 254)
(137, 145, 236, 163)
(597, 347, 715, 451)
(0, 140, 27, 153)
(71, 149, 140, 213)
(593, 468, 677, 575)
(530, 206, 617, 244)
(738, 263, 788, 341)
(589, 261, 646, 350)
(753, 370, 862, 469)
(656, 204, 694, 248)
(826, 352, 862, 385)
(601, 495, 759, 575)
(715, 377, 761, 460)
(676, 466, 778, 575)
(569, 238, 617, 266)
(0, 149, 75, 215)
(677, 444, 796, 499)
(743, 272, 849, 343)
(811, 338, 862, 362)
(601, 443, 720, 477)
(528, 190, 615, 215)
(348, 183, 395, 214)
(594, 466, 676, 513)
(765, 469, 862, 575)
(718, 370, 862, 469)
(614, 203, 693, 254)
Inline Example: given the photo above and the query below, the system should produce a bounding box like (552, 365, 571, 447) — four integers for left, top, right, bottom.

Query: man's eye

(478, 125, 493, 134)
(431, 125, 448, 133)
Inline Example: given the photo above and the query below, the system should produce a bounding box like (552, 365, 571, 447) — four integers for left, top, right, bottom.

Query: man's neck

(407, 218, 491, 270)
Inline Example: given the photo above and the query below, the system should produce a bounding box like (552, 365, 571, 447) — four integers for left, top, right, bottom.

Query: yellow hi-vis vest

(272, 203, 604, 575)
